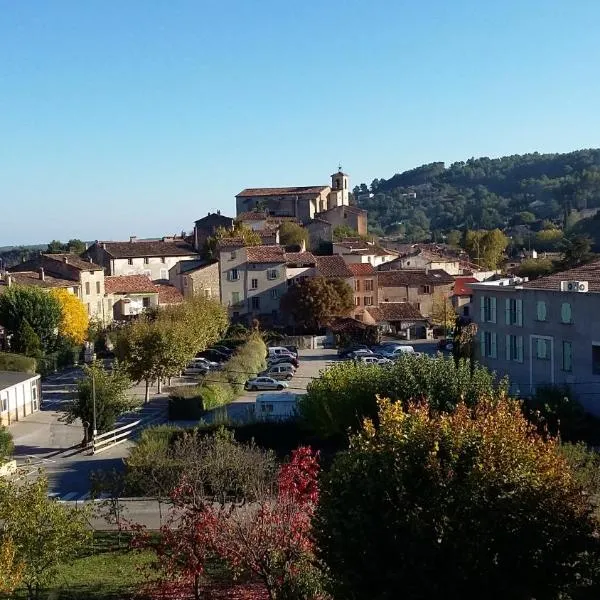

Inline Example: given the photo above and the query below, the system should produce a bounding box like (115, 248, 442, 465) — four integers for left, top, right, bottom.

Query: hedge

(0, 352, 37, 374)
(168, 334, 267, 419)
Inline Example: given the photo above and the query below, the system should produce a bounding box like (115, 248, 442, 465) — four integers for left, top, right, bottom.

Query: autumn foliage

(50, 288, 89, 345)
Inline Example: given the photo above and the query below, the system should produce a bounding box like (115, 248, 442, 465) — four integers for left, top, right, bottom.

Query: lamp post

(92, 372, 97, 439)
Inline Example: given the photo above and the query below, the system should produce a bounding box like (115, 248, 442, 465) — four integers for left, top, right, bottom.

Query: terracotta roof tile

(1, 272, 78, 289)
(105, 275, 158, 295)
(328, 317, 371, 332)
(453, 276, 478, 296)
(236, 186, 328, 198)
(43, 253, 104, 271)
(94, 239, 198, 259)
(347, 263, 377, 276)
(155, 284, 184, 304)
(522, 259, 600, 292)
(236, 211, 268, 221)
(365, 302, 425, 322)
(377, 269, 454, 287)
(315, 255, 354, 278)
(246, 246, 286, 264)
(285, 252, 316, 265)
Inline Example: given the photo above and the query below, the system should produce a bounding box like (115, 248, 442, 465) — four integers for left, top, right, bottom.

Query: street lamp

(92, 372, 97, 438)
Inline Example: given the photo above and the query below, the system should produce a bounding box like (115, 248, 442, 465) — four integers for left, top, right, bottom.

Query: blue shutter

(517, 336, 523, 363)
(505, 298, 511, 325)
(516, 299, 523, 326)
(490, 297, 497, 323)
(480, 296, 486, 322)
(561, 302, 572, 324)
(491, 332, 497, 358)
(506, 334, 511, 361)
(480, 330, 486, 359)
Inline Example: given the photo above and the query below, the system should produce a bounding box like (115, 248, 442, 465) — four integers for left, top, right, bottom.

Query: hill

(355, 149, 600, 242)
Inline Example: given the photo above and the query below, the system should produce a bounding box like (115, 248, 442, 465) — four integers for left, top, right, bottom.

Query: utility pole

(92, 372, 97, 439)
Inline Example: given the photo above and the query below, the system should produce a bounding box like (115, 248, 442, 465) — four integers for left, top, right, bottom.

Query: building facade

(0, 371, 41, 426)
(193, 212, 235, 251)
(316, 205, 367, 236)
(472, 261, 600, 414)
(347, 262, 378, 315)
(169, 260, 220, 299)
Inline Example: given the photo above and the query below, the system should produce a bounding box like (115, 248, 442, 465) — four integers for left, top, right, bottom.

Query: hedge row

(168, 334, 267, 419)
(0, 352, 37, 374)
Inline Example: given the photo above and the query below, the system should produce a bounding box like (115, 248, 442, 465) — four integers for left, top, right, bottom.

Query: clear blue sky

(1, 0, 600, 245)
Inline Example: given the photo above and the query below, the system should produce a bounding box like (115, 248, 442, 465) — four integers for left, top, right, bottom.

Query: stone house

(305, 218, 333, 250)
(104, 275, 159, 320)
(471, 261, 600, 413)
(316, 205, 367, 236)
(192, 212, 235, 251)
(379, 248, 463, 276)
(362, 302, 429, 339)
(85, 237, 200, 282)
(377, 269, 454, 318)
(169, 260, 220, 299)
(347, 262, 378, 315)
(333, 241, 398, 268)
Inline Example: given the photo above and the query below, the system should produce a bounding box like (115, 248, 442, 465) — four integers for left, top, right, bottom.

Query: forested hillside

(355, 149, 600, 243)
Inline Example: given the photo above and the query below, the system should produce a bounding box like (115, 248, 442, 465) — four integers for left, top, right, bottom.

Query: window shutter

(505, 298, 511, 325)
(561, 302, 572, 323)
(516, 299, 523, 326)
(490, 297, 497, 323)
(491, 332, 497, 358)
(517, 336, 523, 362)
(506, 335, 511, 361)
(536, 301, 546, 321)
(480, 296, 486, 322)
(480, 330, 486, 359)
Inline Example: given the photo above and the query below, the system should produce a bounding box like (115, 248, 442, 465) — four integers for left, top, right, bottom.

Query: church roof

(236, 186, 328, 198)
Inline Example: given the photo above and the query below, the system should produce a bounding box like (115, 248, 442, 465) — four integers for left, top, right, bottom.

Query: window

(1, 392, 7, 412)
(536, 300, 547, 321)
(422, 285, 432, 294)
(365, 279, 374, 292)
(535, 338, 550, 360)
(562, 341, 573, 372)
(144, 257, 149, 265)
(364, 296, 373, 306)
(480, 330, 497, 359)
(271, 289, 279, 299)
(161, 256, 166, 264)
(231, 251, 237, 260)
(204, 289, 211, 298)
(593, 344, 600, 375)
(355, 297, 360, 306)
(228, 268, 239, 281)
(231, 292, 240, 305)
(251, 278, 258, 290)
(97, 300, 102, 314)
(143, 297, 151, 308)
(251, 297, 260, 310)
(86, 303, 91, 315)
(160, 269, 168, 280)
(480, 296, 497, 323)
(128, 258, 133, 265)
(267, 269, 278, 280)
(463, 306, 470, 317)
(561, 302, 573, 324)
(85, 282, 90, 295)
(183, 277, 189, 287)
(505, 334, 524, 362)
(355, 280, 361, 292)
(504, 298, 522, 326)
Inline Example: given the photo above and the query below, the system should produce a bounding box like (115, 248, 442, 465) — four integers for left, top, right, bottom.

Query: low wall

(279, 335, 327, 350)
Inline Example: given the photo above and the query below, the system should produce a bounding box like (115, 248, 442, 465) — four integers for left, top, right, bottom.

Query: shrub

(300, 354, 507, 439)
(0, 353, 36, 374)
(315, 397, 599, 600)
(560, 442, 600, 518)
(0, 427, 14, 463)
(168, 386, 205, 420)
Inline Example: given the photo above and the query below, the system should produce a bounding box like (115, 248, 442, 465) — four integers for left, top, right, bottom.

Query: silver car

(245, 377, 289, 391)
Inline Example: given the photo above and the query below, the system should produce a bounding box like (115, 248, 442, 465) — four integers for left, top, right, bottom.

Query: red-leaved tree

(212, 447, 321, 600)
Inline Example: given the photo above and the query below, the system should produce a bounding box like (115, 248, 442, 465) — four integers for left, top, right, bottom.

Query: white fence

(91, 409, 168, 454)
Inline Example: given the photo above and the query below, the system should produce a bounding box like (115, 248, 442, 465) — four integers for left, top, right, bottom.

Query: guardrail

(91, 409, 168, 454)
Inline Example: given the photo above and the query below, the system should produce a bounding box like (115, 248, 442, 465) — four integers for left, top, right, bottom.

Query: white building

(0, 371, 41, 426)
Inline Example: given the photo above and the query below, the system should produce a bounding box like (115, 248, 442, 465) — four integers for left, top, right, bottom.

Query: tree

(0, 475, 90, 600)
(446, 230, 462, 247)
(314, 397, 599, 600)
(0, 286, 62, 353)
(278, 221, 309, 248)
(514, 257, 555, 279)
(46, 240, 66, 254)
(430, 292, 456, 332)
(463, 229, 508, 269)
(203, 223, 262, 259)
(280, 277, 354, 331)
(13, 320, 42, 358)
(560, 233, 595, 269)
(0, 536, 24, 594)
(64, 361, 133, 440)
(66, 239, 86, 254)
(300, 354, 507, 439)
(50, 288, 89, 345)
(332, 225, 359, 241)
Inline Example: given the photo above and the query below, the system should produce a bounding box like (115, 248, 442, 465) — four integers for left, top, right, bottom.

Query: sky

(1, 0, 600, 245)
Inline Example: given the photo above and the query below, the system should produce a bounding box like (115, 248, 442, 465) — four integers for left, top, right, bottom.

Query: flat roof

(0, 370, 39, 390)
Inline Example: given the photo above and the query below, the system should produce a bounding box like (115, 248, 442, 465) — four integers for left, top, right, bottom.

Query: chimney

(130, 236, 137, 243)
(39, 267, 45, 281)
(101, 242, 106, 249)
(88, 257, 93, 263)
(63, 257, 69, 264)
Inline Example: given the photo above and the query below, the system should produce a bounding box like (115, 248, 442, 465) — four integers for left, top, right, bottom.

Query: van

(260, 363, 296, 380)
(381, 345, 415, 359)
(267, 347, 293, 358)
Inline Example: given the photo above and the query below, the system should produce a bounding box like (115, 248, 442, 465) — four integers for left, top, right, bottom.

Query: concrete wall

(396, 254, 461, 275)
(110, 255, 198, 282)
(473, 286, 600, 414)
(185, 263, 220, 300)
(0, 376, 40, 426)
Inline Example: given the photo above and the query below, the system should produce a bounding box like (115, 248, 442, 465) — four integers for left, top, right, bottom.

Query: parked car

(259, 363, 296, 380)
(192, 357, 221, 371)
(210, 344, 233, 356)
(198, 349, 228, 363)
(245, 377, 289, 391)
(338, 344, 370, 357)
(437, 338, 454, 352)
(341, 348, 373, 360)
(356, 355, 392, 366)
(268, 354, 299, 368)
(380, 345, 416, 359)
(283, 345, 299, 357)
(183, 360, 209, 376)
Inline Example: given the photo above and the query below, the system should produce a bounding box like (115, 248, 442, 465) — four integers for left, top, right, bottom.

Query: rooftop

(105, 275, 158, 295)
(236, 211, 269, 221)
(377, 269, 455, 287)
(177, 259, 217, 274)
(155, 284, 184, 304)
(1, 271, 78, 290)
(93, 239, 198, 259)
(9, 253, 103, 274)
(237, 186, 328, 198)
(246, 245, 286, 264)
(285, 251, 316, 266)
(347, 262, 377, 276)
(453, 276, 479, 296)
(522, 260, 600, 293)
(42, 253, 105, 271)
(0, 370, 39, 390)
(365, 302, 425, 322)
(315, 255, 354, 279)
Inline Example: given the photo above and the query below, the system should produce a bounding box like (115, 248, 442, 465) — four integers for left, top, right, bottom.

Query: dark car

(283, 345, 299, 357)
(337, 344, 370, 357)
(437, 338, 454, 352)
(198, 349, 229, 363)
(209, 345, 233, 356)
(268, 354, 299, 368)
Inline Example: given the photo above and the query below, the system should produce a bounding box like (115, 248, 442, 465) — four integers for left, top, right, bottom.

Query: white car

(380, 345, 416, 359)
(245, 377, 289, 391)
(192, 357, 221, 370)
(356, 355, 393, 366)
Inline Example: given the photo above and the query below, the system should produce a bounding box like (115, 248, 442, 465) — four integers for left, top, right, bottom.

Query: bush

(300, 354, 507, 439)
(560, 442, 600, 518)
(0, 427, 14, 463)
(315, 397, 599, 600)
(168, 386, 205, 420)
(0, 352, 36, 374)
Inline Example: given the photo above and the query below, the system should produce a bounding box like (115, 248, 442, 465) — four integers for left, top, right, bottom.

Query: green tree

(463, 229, 508, 269)
(203, 223, 262, 259)
(430, 292, 456, 332)
(535, 228, 564, 251)
(560, 233, 595, 269)
(64, 361, 133, 440)
(445, 230, 462, 247)
(66, 239, 86, 254)
(300, 354, 506, 439)
(0, 286, 62, 353)
(315, 398, 598, 600)
(13, 320, 42, 358)
(0, 475, 91, 600)
(332, 225, 359, 241)
(46, 240, 66, 254)
(280, 277, 354, 331)
(514, 257, 555, 279)
(278, 221, 309, 248)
